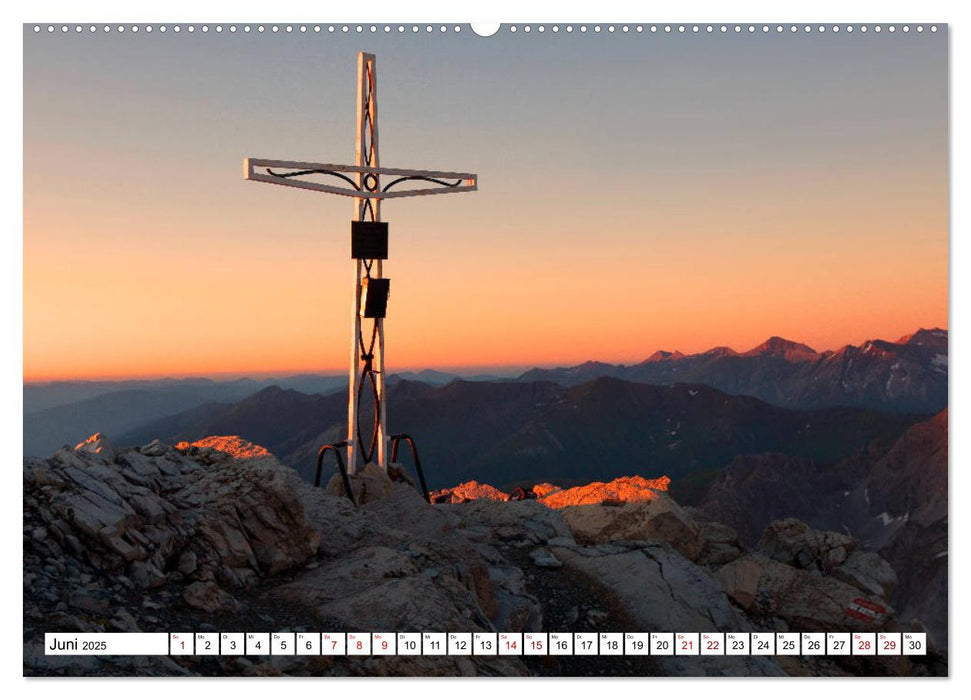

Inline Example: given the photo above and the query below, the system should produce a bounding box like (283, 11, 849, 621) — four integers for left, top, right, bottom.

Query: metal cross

(244, 52, 478, 475)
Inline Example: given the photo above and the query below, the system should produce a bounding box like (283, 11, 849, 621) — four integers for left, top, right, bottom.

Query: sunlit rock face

(74, 433, 117, 462)
(538, 475, 670, 509)
(174, 435, 271, 460)
(530, 482, 559, 498)
(429, 474, 671, 507)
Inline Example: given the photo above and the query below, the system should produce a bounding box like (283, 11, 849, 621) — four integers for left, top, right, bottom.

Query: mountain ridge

(119, 376, 925, 492)
(26, 327, 946, 458)
(517, 328, 947, 414)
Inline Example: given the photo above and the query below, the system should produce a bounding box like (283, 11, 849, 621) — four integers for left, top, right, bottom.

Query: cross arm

(244, 157, 478, 199)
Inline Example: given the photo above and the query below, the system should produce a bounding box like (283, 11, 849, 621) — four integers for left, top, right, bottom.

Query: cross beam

(244, 52, 478, 475)
(243, 159, 478, 199)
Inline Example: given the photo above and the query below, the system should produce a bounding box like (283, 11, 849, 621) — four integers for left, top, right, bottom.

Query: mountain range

(519, 328, 947, 414)
(23, 371, 503, 457)
(119, 377, 923, 492)
(22, 375, 344, 457)
(24, 328, 946, 458)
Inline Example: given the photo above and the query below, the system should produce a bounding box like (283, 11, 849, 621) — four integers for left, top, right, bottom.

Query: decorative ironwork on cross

(244, 52, 478, 479)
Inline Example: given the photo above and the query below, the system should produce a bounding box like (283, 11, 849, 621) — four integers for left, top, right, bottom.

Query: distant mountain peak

(574, 360, 616, 370)
(645, 350, 686, 363)
(897, 328, 948, 347)
(743, 336, 820, 362)
(701, 346, 739, 358)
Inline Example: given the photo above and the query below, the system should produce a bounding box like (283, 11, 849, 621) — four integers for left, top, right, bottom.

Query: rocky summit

(24, 434, 944, 677)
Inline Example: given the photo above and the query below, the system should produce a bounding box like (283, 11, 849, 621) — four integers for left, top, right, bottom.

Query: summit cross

(244, 52, 478, 476)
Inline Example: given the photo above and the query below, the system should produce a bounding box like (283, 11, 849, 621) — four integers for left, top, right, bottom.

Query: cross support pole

(244, 51, 477, 476)
(350, 52, 383, 475)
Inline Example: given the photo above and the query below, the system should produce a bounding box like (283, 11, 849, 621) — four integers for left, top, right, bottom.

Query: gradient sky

(23, 25, 948, 381)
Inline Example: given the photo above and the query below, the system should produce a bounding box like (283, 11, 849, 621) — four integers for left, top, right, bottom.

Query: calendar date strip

(45, 631, 926, 657)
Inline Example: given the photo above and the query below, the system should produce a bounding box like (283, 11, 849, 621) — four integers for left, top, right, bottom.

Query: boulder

(128, 560, 166, 589)
(361, 482, 465, 542)
(716, 553, 895, 631)
(713, 552, 764, 609)
(74, 433, 117, 463)
(559, 493, 742, 566)
(139, 440, 168, 457)
(550, 539, 783, 676)
(696, 520, 744, 567)
(557, 492, 704, 561)
(326, 462, 394, 505)
(439, 499, 573, 545)
(757, 519, 855, 571)
(429, 481, 509, 503)
(833, 550, 898, 599)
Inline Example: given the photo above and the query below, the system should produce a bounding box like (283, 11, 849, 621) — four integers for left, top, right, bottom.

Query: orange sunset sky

(23, 29, 948, 381)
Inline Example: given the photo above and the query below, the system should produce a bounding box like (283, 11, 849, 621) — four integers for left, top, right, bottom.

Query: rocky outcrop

(25, 433, 319, 593)
(833, 551, 898, 600)
(174, 435, 271, 460)
(757, 519, 856, 572)
(691, 410, 947, 653)
(295, 475, 541, 638)
(435, 477, 927, 674)
(531, 482, 560, 498)
(24, 435, 531, 677)
(427, 474, 672, 508)
(325, 462, 395, 505)
(550, 487, 742, 568)
(716, 553, 892, 633)
(24, 437, 941, 677)
(436, 484, 780, 675)
(549, 540, 781, 676)
(753, 518, 897, 602)
(539, 475, 671, 508)
(557, 494, 702, 560)
(429, 480, 509, 503)
(715, 519, 899, 634)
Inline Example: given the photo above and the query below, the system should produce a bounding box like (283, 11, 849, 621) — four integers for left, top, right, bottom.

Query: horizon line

(23, 325, 947, 385)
